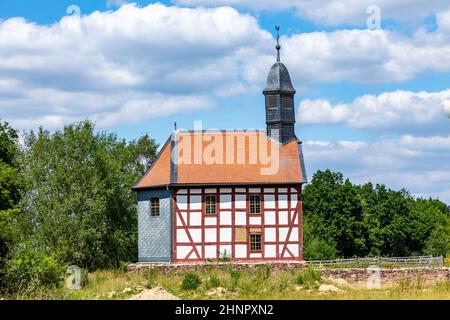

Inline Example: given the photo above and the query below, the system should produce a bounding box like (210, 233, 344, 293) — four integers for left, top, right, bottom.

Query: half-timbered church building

(133, 37, 307, 263)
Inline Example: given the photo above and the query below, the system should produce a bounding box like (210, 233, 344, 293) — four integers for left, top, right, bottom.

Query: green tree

(303, 170, 367, 258)
(0, 121, 21, 285)
(424, 223, 450, 257)
(15, 121, 156, 270)
(303, 170, 450, 259)
(128, 133, 159, 175)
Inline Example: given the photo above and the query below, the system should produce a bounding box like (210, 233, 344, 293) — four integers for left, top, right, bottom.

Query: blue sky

(1, 0, 450, 202)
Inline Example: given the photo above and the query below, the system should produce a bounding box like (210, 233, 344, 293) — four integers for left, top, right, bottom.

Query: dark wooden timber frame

(172, 184, 303, 263)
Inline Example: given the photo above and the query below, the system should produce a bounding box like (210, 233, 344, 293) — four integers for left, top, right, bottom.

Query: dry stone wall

(127, 262, 450, 287)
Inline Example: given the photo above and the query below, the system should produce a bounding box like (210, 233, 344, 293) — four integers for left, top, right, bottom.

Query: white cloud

(0, 4, 270, 129)
(279, 26, 450, 85)
(303, 135, 450, 203)
(297, 89, 450, 134)
(2, 3, 450, 131)
(174, 0, 450, 26)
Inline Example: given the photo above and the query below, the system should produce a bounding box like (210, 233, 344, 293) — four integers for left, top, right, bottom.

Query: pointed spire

(275, 25, 281, 62)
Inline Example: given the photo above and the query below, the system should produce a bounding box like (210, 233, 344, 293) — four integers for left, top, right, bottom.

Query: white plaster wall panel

(264, 194, 275, 209)
(278, 194, 288, 209)
(176, 229, 189, 243)
(176, 246, 191, 259)
(278, 211, 288, 225)
(264, 211, 276, 225)
(291, 194, 298, 207)
(205, 245, 217, 259)
(278, 188, 287, 193)
(220, 228, 232, 242)
(235, 194, 247, 209)
(190, 195, 202, 210)
(292, 211, 298, 224)
(264, 227, 276, 242)
(279, 227, 289, 242)
(220, 188, 232, 193)
(265, 245, 276, 258)
(220, 211, 232, 225)
(205, 188, 217, 193)
(188, 247, 200, 259)
(235, 212, 246, 225)
(289, 229, 299, 242)
(288, 244, 299, 256)
(190, 212, 202, 226)
(190, 228, 202, 243)
(278, 244, 285, 255)
(177, 189, 187, 195)
(204, 216, 217, 226)
(205, 228, 217, 242)
(219, 245, 232, 258)
(264, 188, 275, 193)
(235, 188, 246, 193)
(249, 188, 261, 193)
(249, 216, 261, 226)
(177, 195, 188, 210)
(190, 189, 202, 194)
(220, 195, 232, 209)
(249, 252, 262, 258)
(235, 245, 247, 258)
(176, 212, 188, 226)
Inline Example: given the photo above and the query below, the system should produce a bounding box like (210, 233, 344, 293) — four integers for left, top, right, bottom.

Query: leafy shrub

(3, 243, 66, 293)
(257, 265, 272, 280)
(445, 257, 450, 267)
(144, 267, 160, 287)
(218, 249, 231, 262)
(181, 272, 201, 290)
(296, 266, 321, 285)
(303, 238, 337, 260)
(207, 271, 221, 288)
(229, 269, 241, 290)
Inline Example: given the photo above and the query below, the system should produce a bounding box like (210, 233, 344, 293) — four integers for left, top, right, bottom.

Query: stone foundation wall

(127, 262, 450, 287)
(321, 267, 450, 287)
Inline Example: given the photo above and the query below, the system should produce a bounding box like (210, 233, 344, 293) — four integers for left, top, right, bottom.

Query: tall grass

(3, 266, 450, 300)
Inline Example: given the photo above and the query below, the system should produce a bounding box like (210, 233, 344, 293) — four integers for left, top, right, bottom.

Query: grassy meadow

(3, 266, 450, 300)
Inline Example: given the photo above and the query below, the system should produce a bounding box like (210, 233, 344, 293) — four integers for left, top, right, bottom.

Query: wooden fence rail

(306, 255, 444, 267)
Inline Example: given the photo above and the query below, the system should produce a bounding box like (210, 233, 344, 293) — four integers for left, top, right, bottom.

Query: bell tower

(263, 26, 297, 144)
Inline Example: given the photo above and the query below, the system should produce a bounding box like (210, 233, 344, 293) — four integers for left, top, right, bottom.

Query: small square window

(250, 233, 262, 252)
(205, 195, 216, 215)
(249, 195, 261, 214)
(150, 198, 160, 217)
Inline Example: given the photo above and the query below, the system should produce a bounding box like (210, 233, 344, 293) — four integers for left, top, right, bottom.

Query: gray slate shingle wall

(137, 189, 172, 262)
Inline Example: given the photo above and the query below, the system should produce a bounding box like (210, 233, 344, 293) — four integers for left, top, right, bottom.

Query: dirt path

(128, 286, 179, 300)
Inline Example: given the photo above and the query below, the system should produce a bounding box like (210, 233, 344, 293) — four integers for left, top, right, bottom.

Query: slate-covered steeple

(263, 26, 297, 144)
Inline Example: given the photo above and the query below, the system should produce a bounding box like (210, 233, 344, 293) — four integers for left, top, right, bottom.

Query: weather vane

(275, 25, 281, 62)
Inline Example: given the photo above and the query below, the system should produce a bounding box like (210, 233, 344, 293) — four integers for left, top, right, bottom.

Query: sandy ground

(128, 286, 179, 300)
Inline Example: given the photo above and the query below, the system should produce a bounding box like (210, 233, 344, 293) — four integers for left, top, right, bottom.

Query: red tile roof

(133, 131, 306, 189)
